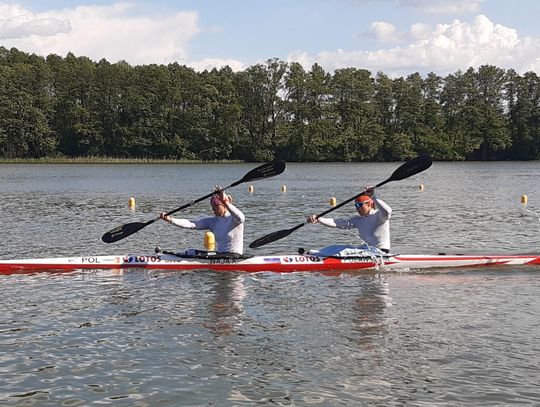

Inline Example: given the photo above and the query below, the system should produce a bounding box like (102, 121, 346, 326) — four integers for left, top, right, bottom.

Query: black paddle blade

(101, 221, 150, 243)
(249, 224, 303, 248)
(388, 154, 432, 182)
(234, 160, 286, 186)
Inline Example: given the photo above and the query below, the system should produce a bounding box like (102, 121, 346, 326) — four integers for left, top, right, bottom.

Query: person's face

(212, 203, 228, 216)
(355, 200, 372, 216)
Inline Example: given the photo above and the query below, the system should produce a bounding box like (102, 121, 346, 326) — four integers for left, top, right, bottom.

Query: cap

(355, 195, 373, 204)
(210, 196, 223, 206)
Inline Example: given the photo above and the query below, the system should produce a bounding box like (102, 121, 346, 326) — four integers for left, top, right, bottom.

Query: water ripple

(2, 163, 540, 406)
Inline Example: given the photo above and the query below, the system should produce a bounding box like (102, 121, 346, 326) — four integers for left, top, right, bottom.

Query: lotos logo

(122, 255, 162, 263)
(282, 256, 322, 264)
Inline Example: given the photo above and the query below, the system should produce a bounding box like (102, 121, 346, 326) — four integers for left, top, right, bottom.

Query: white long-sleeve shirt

(170, 203, 245, 254)
(317, 197, 392, 251)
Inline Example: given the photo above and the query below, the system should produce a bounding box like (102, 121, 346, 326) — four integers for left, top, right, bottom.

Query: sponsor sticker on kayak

(282, 255, 323, 264)
(75, 256, 124, 265)
(123, 255, 163, 263)
(263, 257, 281, 263)
(342, 258, 376, 263)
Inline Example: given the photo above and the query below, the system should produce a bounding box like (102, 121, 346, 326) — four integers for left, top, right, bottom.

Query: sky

(1, 0, 540, 76)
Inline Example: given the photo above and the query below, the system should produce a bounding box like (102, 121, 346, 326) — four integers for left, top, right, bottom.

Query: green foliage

(1, 46, 540, 161)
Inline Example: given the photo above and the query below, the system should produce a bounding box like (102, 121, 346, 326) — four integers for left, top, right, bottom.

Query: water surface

(1, 161, 540, 406)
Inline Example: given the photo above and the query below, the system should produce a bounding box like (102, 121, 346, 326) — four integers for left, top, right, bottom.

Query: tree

(0, 55, 56, 158)
(281, 63, 336, 161)
(198, 66, 242, 161)
(47, 52, 103, 157)
(330, 68, 384, 161)
(3, 46, 540, 162)
(234, 58, 288, 161)
(505, 70, 540, 159)
(472, 65, 511, 160)
(440, 69, 482, 159)
(417, 72, 452, 159)
(95, 59, 131, 157)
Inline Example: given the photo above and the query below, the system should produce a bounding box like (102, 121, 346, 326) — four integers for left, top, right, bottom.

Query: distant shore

(0, 157, 244, 164)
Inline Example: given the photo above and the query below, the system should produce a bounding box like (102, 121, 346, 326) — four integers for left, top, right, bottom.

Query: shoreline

(0, 157, 245, 164)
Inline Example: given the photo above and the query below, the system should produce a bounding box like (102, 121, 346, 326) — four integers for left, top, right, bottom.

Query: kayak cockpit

(155, 247, 253, 261)
(302, 244, 392, 260)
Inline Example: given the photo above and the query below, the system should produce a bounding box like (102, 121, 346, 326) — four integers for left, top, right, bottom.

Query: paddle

(249, 154, 433, 249)
(102, 160, 286, 243)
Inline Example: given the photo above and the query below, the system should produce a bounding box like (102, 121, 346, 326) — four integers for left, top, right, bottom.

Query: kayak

(1, 245, 540, 275)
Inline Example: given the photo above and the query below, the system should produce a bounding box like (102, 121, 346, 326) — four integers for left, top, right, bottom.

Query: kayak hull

(0, 253, 378, 274)
(2, 252, 540, 275)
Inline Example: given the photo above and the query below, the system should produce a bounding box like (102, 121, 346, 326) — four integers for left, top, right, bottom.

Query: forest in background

(1, 46, 539, 162)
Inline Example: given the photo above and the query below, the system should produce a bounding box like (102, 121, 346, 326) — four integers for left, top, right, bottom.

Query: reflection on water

(2, 266, 540, 405)
(352, 277, 392, 351)
(205, 273, 247, 336)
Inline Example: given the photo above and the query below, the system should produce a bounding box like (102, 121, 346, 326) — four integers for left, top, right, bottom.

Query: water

(1, 161, 540, 406)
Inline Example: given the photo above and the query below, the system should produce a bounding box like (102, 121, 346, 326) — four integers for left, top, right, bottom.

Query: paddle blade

(249, 224, 304, 248)
(235, 160, 286, 186)
(101, 221, 149, 243)
(388, 154, 432, 182)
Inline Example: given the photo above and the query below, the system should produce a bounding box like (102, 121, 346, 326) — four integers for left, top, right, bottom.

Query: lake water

(1, 161, 540, 406)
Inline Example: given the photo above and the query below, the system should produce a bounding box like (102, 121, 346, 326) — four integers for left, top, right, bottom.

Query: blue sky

(2, 0, 540, 76)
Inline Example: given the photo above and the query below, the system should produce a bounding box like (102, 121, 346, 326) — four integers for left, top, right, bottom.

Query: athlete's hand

(307, 215, 319, 224)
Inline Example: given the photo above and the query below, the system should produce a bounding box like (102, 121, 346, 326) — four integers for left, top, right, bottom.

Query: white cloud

(366, 21, 397, 42)
(409, 22, 432, 40)
(289, 14, 540, 76)
(2, 2, 538, 76)
(364, 21, 434, 44)
(0, 2, 201, 66)
(0, 4, 71, 39)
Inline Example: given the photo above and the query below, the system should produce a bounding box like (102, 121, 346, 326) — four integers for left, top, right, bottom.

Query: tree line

(1, 46, 539, 161)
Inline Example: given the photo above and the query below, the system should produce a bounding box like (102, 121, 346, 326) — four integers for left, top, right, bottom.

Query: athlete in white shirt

(159, 186, 245, 255)
(307, 186, 392, 252)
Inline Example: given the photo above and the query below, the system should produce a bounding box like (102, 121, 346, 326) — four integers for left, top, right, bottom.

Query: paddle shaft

(102, 190, 229, 243)
(314, 178, 391, 220)
(102, 160, 285, 243)
(249, 180, 391, 247)
(150, 161, 285, 223)
(248, 154, 432, 248)
(144, 182, 242, 228)
(297, 177, 393, 230)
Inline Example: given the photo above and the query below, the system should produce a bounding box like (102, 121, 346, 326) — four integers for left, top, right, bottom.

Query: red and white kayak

(1, 245, 540, 275)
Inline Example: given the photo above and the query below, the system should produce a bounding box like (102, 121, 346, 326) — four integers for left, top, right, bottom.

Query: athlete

(159, 186, 245, 255)
(307, 186, 392, 253)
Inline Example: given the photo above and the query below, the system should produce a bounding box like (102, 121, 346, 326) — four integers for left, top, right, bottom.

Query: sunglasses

(354, 201, 370, 208)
